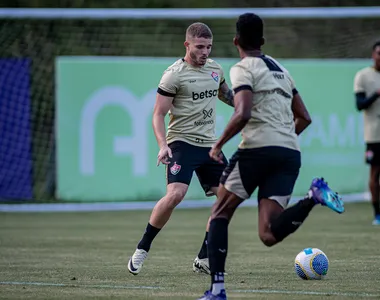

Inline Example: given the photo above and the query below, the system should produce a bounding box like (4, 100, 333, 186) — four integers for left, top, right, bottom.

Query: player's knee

(164, 189, 186, 209)
(258, 225, 277, 247)
(211, 200, 232, 220)
(369, 178, 376, 189)
(259, 232, 277, 247)
(369, 174, 379, 186)
(369, 166, 380, 182)
(211, 210, 229, 220)
(211, 191, 241, 220)
(211, 201, 224, 218)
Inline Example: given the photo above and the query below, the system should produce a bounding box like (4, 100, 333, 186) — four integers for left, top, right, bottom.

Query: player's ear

(261, 37, 265, 46)
(233, 37, 238, 46)
(184, 40, 189, 48)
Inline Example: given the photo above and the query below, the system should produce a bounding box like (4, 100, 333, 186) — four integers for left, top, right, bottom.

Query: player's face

(186, 37, 212, 66)
(372, 46, 380, 68)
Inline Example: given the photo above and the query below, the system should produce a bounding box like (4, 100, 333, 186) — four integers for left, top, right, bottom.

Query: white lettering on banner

(79, 86, 156, 177)
(329, 113, 357, 147)
(357, 113, 364, 146)
(79, 93, 364, 177)
(299, 113, 364, 148)
(215, 115, 240, 146)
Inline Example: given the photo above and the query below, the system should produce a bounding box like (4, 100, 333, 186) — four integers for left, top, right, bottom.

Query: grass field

(1, 202, 379, 300)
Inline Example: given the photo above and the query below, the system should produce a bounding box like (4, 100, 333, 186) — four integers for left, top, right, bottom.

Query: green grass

(0, 202, 379, 299)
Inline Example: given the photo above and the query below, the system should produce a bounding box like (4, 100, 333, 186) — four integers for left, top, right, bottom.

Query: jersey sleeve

(353, 71, 365, 93)
(157, 69, 179, 97)
(230, 64, 253, 94)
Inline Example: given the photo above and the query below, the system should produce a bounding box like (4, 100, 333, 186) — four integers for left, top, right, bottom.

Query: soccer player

(128, 22, 234, 276)
(354, 41, 380, 225)
(197, 13, 345, 300)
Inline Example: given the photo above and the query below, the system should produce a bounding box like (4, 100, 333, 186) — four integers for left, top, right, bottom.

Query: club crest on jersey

(211, 71, 219, 82)
(170, 162, 181, 175)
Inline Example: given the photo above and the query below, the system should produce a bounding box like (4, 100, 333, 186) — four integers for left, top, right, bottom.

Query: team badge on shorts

(211, 71, 219, 82)
(170, 162, 181, 175)
(366, 150, 374, 162)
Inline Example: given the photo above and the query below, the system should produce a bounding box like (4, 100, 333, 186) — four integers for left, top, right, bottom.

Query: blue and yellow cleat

(309, 178, 345, 214)
(197, 290, 227, 300)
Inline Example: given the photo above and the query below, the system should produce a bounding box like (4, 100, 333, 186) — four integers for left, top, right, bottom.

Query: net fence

(0, 14, 379, 201)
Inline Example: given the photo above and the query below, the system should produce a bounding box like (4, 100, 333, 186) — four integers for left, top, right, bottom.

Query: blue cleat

(372, 215, 380, 225)
(309, 178, 345, 214)
(197, 289, 227, 300)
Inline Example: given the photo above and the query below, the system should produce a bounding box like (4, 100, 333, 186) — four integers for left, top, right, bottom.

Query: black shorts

(366, 143, 380, 166)
(166, 141, 228, 196)
(220, 146, 301, 208)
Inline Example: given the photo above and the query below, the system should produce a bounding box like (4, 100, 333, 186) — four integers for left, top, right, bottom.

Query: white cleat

(128, 249, 148, 275)
(193, 257, 210, 275)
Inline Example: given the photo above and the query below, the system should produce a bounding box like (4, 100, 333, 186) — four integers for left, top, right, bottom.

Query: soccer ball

(294, 248, 329, 280)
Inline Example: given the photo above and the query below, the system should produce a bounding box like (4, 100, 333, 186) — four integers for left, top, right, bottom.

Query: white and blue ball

(294, 248, 329, 280)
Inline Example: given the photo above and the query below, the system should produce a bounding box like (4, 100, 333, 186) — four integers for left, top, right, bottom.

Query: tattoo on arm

(219, 88, 234, 107)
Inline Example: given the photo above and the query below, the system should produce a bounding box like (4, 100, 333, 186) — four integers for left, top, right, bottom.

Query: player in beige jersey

(128, 22, 234, 276)
(354, 41, 380, 225)
(198, 13, 344, 300)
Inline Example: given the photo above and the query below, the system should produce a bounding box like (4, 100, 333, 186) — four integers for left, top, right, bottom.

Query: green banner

(56, 57, 369, 202)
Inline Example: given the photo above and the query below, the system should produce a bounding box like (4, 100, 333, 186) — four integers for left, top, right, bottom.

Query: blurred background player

(354, 41, 380, 225)
(128, 22, 234, 276)
(198, 13, 344, 300)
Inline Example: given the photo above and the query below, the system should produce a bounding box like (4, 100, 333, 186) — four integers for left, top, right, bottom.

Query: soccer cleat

(197, 289, 227, 300)
(128, 248, 148, 275)
(193, 257, 210, 275)
(308, 177, 345, 214)
(372, 215, 380, 225)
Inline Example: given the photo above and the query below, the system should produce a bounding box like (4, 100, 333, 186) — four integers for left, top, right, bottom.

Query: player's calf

(257, 198, 283, 247)
(261, 177, 344, 247)
(149, 183, 188, 228)
(202, 188, 244, 297)
(267, 196, 315, 244)
(210, 186, 244, 220)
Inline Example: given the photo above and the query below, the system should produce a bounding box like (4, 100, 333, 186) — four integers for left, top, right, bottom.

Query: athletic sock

(197, 232, 208, 259)
(270, 197, 315, 242)
(373, 201, 380, 217)
(211, 272, 225, 295)
(137, 223, 161, 252)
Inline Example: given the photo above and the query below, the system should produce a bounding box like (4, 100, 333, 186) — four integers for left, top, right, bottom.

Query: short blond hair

(186, 22, 213, 39)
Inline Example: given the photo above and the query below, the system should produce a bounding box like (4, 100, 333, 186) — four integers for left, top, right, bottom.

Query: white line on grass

(0, 192, 370, 212)
(232, 289, 380, 298)
(1, 281, 379, 298)
(0, 281, 162, 290)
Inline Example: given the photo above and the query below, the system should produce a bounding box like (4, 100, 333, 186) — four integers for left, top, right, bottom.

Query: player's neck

(239, 49, 262, 59)
(183, 55, 203, 68)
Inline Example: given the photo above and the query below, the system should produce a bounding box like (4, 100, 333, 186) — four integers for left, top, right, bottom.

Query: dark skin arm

(291, 92, 312, 135)
(209, 89, 253, 163)
(209, 89, 312, 162)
